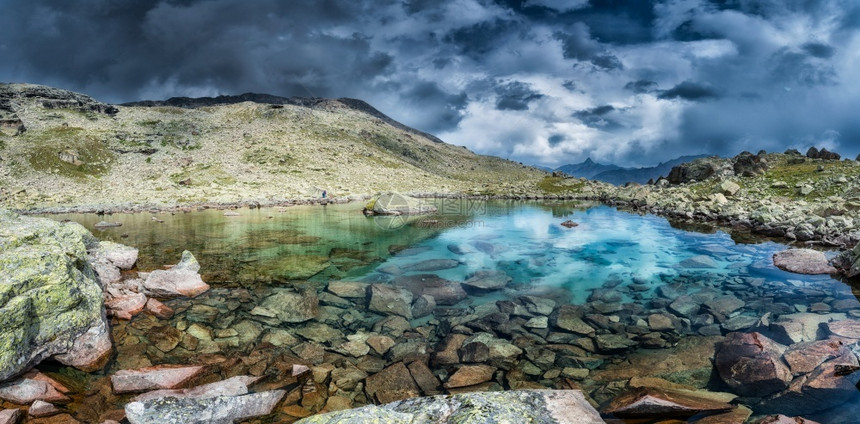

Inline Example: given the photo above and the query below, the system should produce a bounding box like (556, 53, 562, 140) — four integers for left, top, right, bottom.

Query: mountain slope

(0, 83, 546, 210)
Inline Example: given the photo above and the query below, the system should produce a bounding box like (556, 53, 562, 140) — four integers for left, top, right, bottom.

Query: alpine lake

(32, 199, 860, 423)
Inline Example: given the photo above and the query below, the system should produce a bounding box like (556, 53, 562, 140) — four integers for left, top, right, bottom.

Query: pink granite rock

(105, 293, 148, 320)
(111, 365, 205, 394)
(0, 376, 70, 404)
(28, 400, 60, 418)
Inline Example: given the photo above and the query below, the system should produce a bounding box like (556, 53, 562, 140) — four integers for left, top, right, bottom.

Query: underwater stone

(714, 332, 791, 397)
(679, 255, 718, 268)
(111, 365, 205, 394)
(364, 362, 421, 404)
(462, 270, 511, 293)
(367, 284, 413, 319)
(259, 289, 319, 324)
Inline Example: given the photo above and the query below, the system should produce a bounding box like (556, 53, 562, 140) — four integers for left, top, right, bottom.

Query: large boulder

(667, 158, 720, 184)
(364, 192, 437, 216)
(773, 249, 837, 275)
(714, 332, 792, 397)
(0, 210, 112, 381)
(732, 151, 768, 177)
(832, 243, 860, 278)
(295, 390, 605, 424)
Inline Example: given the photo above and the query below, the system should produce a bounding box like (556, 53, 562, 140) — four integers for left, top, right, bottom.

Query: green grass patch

(137, 119, 160, 128)
(242, 147, 295, 169)
(537, 176, 585, 194)
(25, 127, 115, 178)
(757, 158, 860, 199)
(156, 119, 201, 150)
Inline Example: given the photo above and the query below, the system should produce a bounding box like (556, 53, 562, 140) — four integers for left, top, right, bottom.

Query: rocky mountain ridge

(554, 155, 709, 185)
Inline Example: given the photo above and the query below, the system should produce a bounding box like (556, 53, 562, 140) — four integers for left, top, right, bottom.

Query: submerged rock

(28, 400, 60, 418)
(0, 372, 70, 404)
(295, 390, 604, 424)
(444, 364, 496, 388)
(364, 362, 421, 404)
(0, 211, 112, 381)
(601, 387, 735, 418)
(679, 255, 718, 268)
(257, 289, 319, 323)
(393, 274, 466, 306)
(714, 332, 791, 397)
(401, 259, 460, 272)
(462, 270, 511, 293)
(773, 249, 837, 275)
(111, 365, 205, 394)
(132, 375, 261, 402)
(0, 409, 22, 424)
(367, 284, 413, 319)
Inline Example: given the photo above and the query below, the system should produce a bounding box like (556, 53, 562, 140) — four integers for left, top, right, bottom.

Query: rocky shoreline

(1, 206, 859, 423)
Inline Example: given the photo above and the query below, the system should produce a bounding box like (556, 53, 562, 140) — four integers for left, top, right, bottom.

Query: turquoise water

(43, 201, 859, 422)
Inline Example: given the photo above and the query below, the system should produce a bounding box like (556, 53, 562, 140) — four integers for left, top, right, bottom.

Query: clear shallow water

(40, 201, 860, 423)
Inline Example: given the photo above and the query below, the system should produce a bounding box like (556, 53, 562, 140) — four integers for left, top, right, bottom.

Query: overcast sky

(2, 0, 859, 167)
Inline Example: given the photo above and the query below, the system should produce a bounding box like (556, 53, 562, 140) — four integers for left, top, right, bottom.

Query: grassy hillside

(0, 84, 550, 210)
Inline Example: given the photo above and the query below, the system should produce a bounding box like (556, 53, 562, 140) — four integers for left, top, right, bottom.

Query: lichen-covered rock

(0, 210, 112, 381)
(125, 390, 285, 424)
(363, 192, 437, 216)
(295, 390, 605, 424)
(832, 242, 860, 278)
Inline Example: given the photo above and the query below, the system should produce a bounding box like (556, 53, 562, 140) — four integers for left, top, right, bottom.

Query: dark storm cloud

(573, 105, 623, 130)
(769, 49, 838, 86)
(554, 24, 624, 70)
(444, 18, 521, 59)
(495, 81, 544, 111)
(401, 82, 469, 133)
(624, 80, 659, 93)
(658, 82, 719, 101)
(802, 42, 835, 59)
(2, 0, 859, 166)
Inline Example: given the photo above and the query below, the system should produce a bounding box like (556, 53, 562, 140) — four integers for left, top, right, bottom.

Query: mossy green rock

(0, 209, 110, 381)
(295, 390, 605, 424)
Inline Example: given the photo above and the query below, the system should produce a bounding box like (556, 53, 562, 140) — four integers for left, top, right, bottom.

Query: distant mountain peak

(554, 154, 710, 185)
